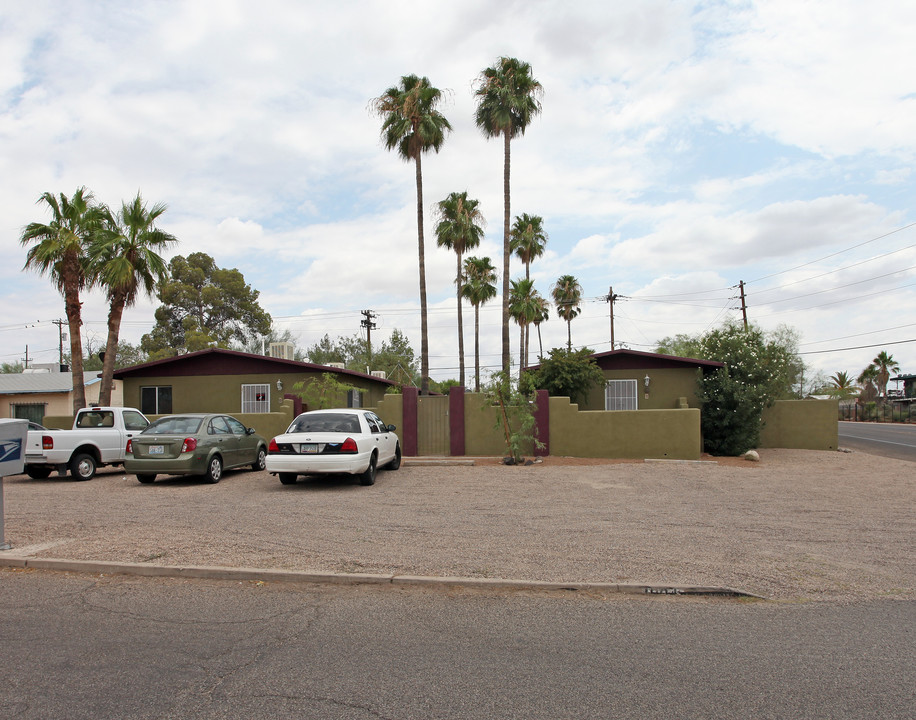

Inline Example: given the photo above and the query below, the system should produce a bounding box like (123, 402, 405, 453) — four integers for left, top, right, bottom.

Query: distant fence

(839, 402, 916, 423)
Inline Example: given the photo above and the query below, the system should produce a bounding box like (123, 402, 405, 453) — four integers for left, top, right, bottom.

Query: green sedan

(125, 413, 267, 484)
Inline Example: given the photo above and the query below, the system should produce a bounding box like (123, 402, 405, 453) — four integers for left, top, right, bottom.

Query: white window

(241, 383, 270, 413)
(605, 379, 637, 411)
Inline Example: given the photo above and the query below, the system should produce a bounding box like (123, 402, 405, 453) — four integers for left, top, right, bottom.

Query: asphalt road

(839, 421, 916, 462)
(2, 569, 913, 720)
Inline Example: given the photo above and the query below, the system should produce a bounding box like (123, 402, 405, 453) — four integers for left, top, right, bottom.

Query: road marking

(838, 433, 916, 449)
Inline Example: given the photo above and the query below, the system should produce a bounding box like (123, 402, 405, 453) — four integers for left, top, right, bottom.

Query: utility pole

(738, 281, 748, 330)
(21, 345, 32, 369)
(604, 286, 619, 350)
(53, 318, 66, 367)
(360, 310, 377, 360)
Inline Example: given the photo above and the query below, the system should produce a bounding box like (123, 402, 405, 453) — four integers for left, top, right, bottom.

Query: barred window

(241, 384, 270, 413)
(605, 379, 637, 411)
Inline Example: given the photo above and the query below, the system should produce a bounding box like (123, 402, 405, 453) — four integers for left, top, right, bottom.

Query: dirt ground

(2, 448, 913, 602)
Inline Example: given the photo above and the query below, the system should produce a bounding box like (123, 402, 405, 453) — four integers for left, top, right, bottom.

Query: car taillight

(340, 437, 358, 453)
(42, 435, 53, 450)
(268, 438, 280, 453)
(181, 437, 198, 453)
(126, 439, 132, 453)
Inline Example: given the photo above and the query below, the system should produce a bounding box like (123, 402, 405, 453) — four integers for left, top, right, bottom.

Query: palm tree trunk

(537, 323, 543, 360)
(456, 252, 465, 388)
(501, 130, 511, 375)
(99, 292, 127, 406)
(567, 320, 572, 351)
(63, 271, 87, 413)
(415, 153, 430, 395)
(474, 304, 481, 392)
(519, 325, 524, 372)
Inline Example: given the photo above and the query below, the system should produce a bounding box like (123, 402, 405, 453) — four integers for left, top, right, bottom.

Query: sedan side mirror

(247, 427, 256, 435)
(386, 424, 397, 432)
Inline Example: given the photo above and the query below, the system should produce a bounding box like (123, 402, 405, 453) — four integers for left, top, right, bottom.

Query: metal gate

(417, 395, 450, 456)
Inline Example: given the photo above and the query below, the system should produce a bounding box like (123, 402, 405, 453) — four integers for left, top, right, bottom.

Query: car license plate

(300, 443, 318, 454)
(149, 445, 164, 455)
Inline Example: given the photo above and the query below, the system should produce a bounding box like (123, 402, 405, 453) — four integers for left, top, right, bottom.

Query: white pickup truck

(24, 407, 150, 481)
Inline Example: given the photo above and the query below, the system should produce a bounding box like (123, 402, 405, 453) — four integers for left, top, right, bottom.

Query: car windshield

(288, 413, 360, 434)
(143, 416, 203, 435)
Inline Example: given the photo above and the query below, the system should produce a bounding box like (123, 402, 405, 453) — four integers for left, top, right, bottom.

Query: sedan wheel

(387, 443, 402, 471)
(205, 455, 223, 483)
(279, 473, 298, 485)
(136, 474, 156, 484)
(251, 447, 267, 471)
(359, 453, 377, 486)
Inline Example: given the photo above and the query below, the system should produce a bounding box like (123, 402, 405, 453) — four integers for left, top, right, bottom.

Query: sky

(2, 0, 915, 387)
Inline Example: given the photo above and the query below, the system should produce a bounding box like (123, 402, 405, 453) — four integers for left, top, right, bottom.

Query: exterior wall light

(644, 374, 650, 399)
(276, 379, 283, 392)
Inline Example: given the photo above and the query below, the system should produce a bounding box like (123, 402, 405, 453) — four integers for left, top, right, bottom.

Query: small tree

(483, 371, 543, 465)
(293, 373, 357, 411)
(527, 347, 604, 405)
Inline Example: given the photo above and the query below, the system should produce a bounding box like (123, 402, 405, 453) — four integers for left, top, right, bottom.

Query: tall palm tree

(91, 193, 177, 405)
(474, 57, 543, 375)
(372, 75, 452, 395)
(435, 192, 485, 389)
(461, 256, 497, 392)
(531, 293, 550, 361)
(510, 213, 547, 365)
(20, 187, 104, 412)
(510, 213, 547, 280)
(870, 351, 900, 402)
(552, 274, 583, 351)
(509, 278, 540, 372)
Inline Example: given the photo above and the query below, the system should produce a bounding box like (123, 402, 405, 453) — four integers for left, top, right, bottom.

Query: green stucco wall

(760, 399, 838, 450)
(578, 367, 702, 411)
(548, 396, 702, 460)
(374, 393, 403, 434)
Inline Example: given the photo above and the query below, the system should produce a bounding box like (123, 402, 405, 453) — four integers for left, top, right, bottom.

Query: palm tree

(435, 192, 485, 389)
(531, 293, 550, 361)
(91, 193, 177, 405)
(474, 57, 543, 375)
(828, 371, 859, 401)
(461, 256, 497, 392)
(552, 274, 583, 351)
(857, 364, 879, 403)
(509, 279, 541, 372)
(372, 75, 452, 395)
(511, 213, 547, 280)
(510, 213, 547, 366)
(869, 351, 900, 402)
(20, 187, 104, 412)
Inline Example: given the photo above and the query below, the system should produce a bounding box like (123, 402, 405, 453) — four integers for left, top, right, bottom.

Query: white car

(266, 409, 401, 486)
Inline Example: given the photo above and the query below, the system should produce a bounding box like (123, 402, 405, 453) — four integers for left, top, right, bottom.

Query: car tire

(69, 452, 97, 481)
(251, 446, 267, 471)
(359, 453, 377, 486)
(387, 443, 401, 471)
(205, 455, 223, 483)
(279, 473, 298, 485)
(25, 467, 53, 480)
(136, 474, 156, 484)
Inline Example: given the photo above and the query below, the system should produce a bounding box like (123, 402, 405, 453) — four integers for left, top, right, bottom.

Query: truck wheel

(69, 453, 97, 481)
(26, 467, 53, 480)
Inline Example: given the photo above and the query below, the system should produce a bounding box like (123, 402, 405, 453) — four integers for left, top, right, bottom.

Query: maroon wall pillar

(449, 385, 465, 456)
(534, 389, 549, 457)
(402, 386, 419, 456)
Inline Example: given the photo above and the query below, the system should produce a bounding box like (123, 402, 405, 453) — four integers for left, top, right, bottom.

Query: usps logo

(0, 439, 22, 463)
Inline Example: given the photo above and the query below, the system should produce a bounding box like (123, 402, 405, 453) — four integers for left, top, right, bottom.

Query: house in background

(111, 348, 397, 419)
(0, 366, 122, 424)
(557, 349, 724, 411)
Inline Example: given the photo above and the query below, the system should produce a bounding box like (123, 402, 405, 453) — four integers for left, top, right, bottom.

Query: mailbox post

(0, 418, 28, 550)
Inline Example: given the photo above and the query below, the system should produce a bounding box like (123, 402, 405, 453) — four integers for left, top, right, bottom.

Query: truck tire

(69, 453, 97, 481)
(25, 467, 53, 480)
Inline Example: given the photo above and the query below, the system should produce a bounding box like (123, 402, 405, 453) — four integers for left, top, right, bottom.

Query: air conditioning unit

(327, 362, 346, 369)
(269, 342, 295, 360)
(370, 371, 387, 379)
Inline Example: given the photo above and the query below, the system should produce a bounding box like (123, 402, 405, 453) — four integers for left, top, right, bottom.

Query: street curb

(0, 555, 764, 598)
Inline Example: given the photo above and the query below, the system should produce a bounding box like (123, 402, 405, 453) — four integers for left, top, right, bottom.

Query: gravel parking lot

(2, 448, 913, 602)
